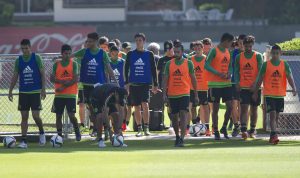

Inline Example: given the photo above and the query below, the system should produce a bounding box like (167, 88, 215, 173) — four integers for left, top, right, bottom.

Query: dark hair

(194, 40, 203, 48)
(243, 35, 255, 45)
(202, 38, 212, 45)
(271, 44, 281, 51)
(134, 33, 146, 41)
(189, 42, 195, 50)
(110, 45, 119, 52)
(99, 36, 109, 45)
(173, 39, 182, 47)
(20, 39, 31, 46)
(238, 34, 247, 40)
(113, 39, 121, 48)
(87, 32, 99, 41)
(122, 42, 131, 49)
(108, 41, 117, 49)
(61, 44, 72, 53)
(174, 43, 184, 51)
(220, 33, 234, 43)
(164, 40, 173, 52)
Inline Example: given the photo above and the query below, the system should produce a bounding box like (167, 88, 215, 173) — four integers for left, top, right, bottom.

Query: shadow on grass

(1, 138, 300, 154)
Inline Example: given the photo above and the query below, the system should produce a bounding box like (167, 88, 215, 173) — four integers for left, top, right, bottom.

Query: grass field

(1, 138, 300, 178)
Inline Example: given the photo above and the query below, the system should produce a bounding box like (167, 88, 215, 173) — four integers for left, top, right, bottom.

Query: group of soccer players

(8, 31, 297, 148)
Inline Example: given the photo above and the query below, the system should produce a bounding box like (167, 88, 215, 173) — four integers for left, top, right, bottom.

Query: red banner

(0, 26, 96, 54)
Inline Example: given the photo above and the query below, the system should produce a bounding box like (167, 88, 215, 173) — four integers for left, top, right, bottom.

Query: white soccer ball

(189, 124, 201, 137)
(112, 134, 124, 147)
(3, 136, 16, 148)
(50, 135, 63, 148)
(198, 124, 207, 135)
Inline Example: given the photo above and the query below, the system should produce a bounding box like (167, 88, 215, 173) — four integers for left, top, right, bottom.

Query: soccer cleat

(98, 140, 106, 148)
(232, 127, 240, 137)
(144, 126, 151, 136)
(175, 138, 184, 147)
(269, 135, 279, 145)
(249, 132, 256, 139)
(168, 127, 175, 135)
(18, 141, 28, 149)
(136, 127, 143, 137)
(220, 127, 229, 139)
(241, 132, 248, 140)
(39, 134, 46, 146)
(205, 129, 211, 136)
(125, 125, 131, 132)
(214, 131, 221, 140)
(75, 131, 81, 141)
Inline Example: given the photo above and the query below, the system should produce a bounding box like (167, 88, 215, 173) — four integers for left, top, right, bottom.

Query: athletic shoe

(125, 125, 131, 132)
(144, 126, 151, 136)
(39, 134, 46, 146)
(75, 131, 81, 141)
(18, 141, 28, 149)
(168, 127, 175, 135)
(98, 140, 106, 148)
(205, 129, 211, 136)
(214, 131, 221, 140)
(232, 127, 240, 137)
(175, 138, 184, 147)
(249, 133, 256, 139)
(136, 127, 143, 137)
(269, 135, 279, 145)
(241, 132, 248, 140)
(220, 127, 229, 139)
(121, 143, 128, 148)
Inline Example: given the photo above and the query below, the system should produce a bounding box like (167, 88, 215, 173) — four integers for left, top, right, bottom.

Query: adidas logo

(272, 70, 281, 78)
(88, 58, 98, 66)
(221, 57, 229, 63)
(113, 69, 120, 75)
(134, 58, 145, 66)
(243, 63, 253, 70)
(194, 66, 202, 72)
(173, 69, 183, 76)
(61, 70, 70, 78)
(23, 66, 33, 74)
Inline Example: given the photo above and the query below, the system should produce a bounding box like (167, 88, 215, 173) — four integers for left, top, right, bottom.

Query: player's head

(108, 41, 117, 50)
(164, 40, 174, 57)
(237, 34, 247, 50)
(271, 44, 281, 60)
(193, 40, 204, 55)
(20, 39, 31, 56)
(189, 41, 195, 52)
(147, 42, 160, 56)
(202, 37, 212, 55)
(109, 45, 119, 60)
(86, 32, 99, 49)
(174, 43, 184, 59)
(220, 33, 234, 48)
(122, 42, 131, 54)
(99, 36, 109, 52)
(61, 44, 72, 60)
(113, 39, 122, 49)
(134, 33, 146, 49)
(243, 35, 255, 53)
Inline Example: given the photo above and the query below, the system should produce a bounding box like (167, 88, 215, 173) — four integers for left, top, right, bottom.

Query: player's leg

(30, 93, 45, 146)
(231, 99, 241, 137)
(169, 97, 181, 146)
(141, 85, 151, 136)
(83, 85, 97, 136)
(97, 113, 106, 148)
(240, 104, 249, 139)
(220, 87, 233, 139)
(51, 97, 64, 138)
(130, 85, 144, 137)
(66, 98, 81, 141)
(266, 97, 280, 144)
(210, 88, 221, 140)
(19, 110, 29, 148)
(177, 96, 190, 147)
(199, 91, 210, 136)
(249, 105, 258, 138)
(78, 89, 86, 130)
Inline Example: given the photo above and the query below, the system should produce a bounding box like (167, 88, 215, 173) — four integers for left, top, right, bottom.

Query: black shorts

(77, 89, 84, 104)
(83, 85, 94, 104)
(18, 93, 42, 111)
(168, 96, 190, 114)
(129, 84, 150, 106)
(190, 90, 208, 106)
(91, 96, 122, 115)
(126, 94, 132, 106)
(209, 87, 233, 103)
(231, 84, 240, 101)
(240, 89, 261, 106)
(265, 97, 284, 113)
(51, 97, 76, 115)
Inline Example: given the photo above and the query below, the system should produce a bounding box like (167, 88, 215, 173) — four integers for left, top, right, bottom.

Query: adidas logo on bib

(88, 58, 98, 66)
(23, 66, 33, 74)
(134, 58, 145, 66)
(113, 69, 120, 76)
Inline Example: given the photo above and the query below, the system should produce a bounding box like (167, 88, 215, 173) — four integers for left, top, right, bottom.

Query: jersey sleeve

(284, 61, 291, 77)
(35, 54, 44, 70)
(188, 60, 194, 74)
(234, 54, 241, 84)
(14, 57, 19, 73)
(103, 51, 110, 64)
(52, 62, 57, 76)
(73, 61, 78, 75)
(73, 48, 86, 60)
(164, 61, 171, 76)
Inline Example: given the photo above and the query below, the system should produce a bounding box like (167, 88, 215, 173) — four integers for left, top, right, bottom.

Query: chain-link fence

(265, 56, 300, 135)
(0, 53, 73, 135)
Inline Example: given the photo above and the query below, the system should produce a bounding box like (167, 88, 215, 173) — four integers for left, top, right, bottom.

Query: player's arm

(104, 52, 119, 86)
(285, 61, 297, 96)
(36, 55, 46, 99)
(124, 51, 131, 93)
(64, 61, 79, 87)
(72, 48, 85, 59)
(188, 61, 199, 104)
(8, 58, 19, 101)
(162, 61, 170, 103)
(204, 48, 226, 79)
(149, 52, 159, 93)
(234, 54, 241, 90)
(50, 62, 65, 84)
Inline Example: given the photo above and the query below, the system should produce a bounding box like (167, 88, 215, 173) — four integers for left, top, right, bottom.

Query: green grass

(1, 139, 300, 178)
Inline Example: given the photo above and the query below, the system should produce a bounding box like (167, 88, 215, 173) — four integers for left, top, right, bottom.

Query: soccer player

(8, 39, 46, 148)
(122, 42, 132, 54)
(113, 38, 127, 59)
(73, 32, 118, 137)
(99, 36, 109, 52)
(230, 34, 246, 136)
(251, 44, 297, 144)
(162, 43, 198, 147)
(90, 83, 128, 148)
(124, 33, 158, 137)
(189, 41, 211, 136)
(50, 44, 81, 141)
(147, 42, 161, 65)
(235, 36, 263, 139)
(202, 38, 213, 55)
(204, 33, 234, 140)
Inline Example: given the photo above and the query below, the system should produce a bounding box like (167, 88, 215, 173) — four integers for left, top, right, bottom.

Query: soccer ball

(50, 135, 63, 148)
(189, 124, 201, 136)
(3, 136, 16, 148)
(112, 134, 124, 147)
(198, 124, 207, 135)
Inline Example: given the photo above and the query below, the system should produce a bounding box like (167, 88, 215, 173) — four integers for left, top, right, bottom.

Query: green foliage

(0, 1, 14, 26)
(198, 3, 225, 12)
(277, 38, 300, 51)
